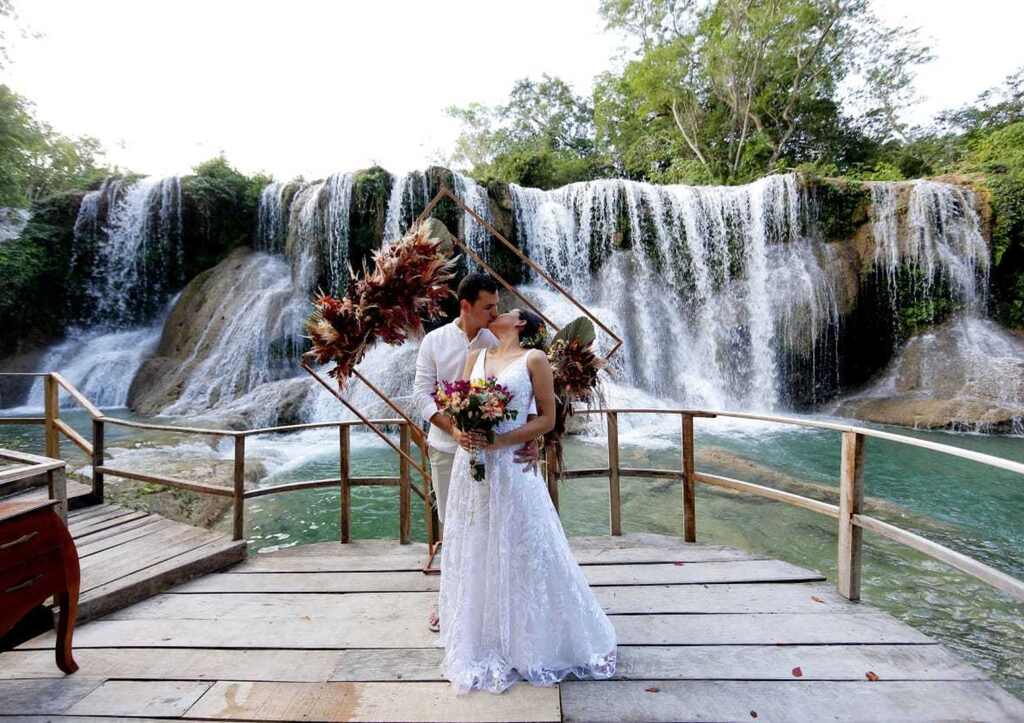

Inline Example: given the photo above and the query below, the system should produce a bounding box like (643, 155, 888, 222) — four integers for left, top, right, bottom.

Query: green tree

(446, 75, 609, 188)
(597, 0, 931, 184)
(0, 85, 110, 206)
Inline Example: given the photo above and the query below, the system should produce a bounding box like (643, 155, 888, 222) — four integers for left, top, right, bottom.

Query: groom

(412, 272, 538, 632)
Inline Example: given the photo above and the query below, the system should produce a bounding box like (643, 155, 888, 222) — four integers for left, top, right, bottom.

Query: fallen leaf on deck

(811, 596, 825, 603)
(866, 671, 880, 681)
(645, 687, 660, 693)
(791, 666, 803, 677)
(750, 711, 758, 718)
(673, 561, 686, 566)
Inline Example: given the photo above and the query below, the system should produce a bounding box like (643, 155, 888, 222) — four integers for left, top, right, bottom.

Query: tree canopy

(448, 0, 938, 186)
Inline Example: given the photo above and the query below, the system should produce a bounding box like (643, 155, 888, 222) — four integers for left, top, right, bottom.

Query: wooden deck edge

(61, 539, 247, 624)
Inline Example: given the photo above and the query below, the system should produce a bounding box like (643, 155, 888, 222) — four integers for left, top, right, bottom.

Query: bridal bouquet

(433, 378, 517, 481)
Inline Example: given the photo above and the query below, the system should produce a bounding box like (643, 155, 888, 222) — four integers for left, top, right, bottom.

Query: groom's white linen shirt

(413, 320, 498, 454)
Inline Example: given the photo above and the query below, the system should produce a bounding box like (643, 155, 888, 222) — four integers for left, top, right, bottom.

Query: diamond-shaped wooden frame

(303, 184, 623, 575)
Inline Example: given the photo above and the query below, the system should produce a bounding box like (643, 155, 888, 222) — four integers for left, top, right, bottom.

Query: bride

(438, 307, 617, 695)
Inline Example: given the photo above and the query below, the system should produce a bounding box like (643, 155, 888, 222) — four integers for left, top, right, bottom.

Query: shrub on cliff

(181, 156, 271, 278)
(0, 191, 82, 353)
(963, 122, 1024, 330)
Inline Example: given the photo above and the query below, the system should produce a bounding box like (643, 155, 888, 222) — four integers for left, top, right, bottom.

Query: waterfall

(260, 173, 355, 296)
(510, 173, 836, 411)
(13, 176, 184, 411)
(451, 172, 493, 264)
(256, 182, 292, 253)
(383, 169, 493, 259)
(17, 165, 998, 429)
(383, 170, 429, 242)
(869, 180, 989, 315)
(161, 253, 308, 418)
(74, 176, 184, 329)
(22, 322, 166, 410)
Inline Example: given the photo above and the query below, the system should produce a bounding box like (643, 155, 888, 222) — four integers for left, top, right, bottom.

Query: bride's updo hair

(517, 309, 548, 351)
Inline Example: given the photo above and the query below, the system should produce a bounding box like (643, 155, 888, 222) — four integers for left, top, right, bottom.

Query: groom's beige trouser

(428, 447, 456, 525)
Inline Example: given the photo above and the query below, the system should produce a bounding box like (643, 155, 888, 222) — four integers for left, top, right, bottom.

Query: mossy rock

(0, 191, 83, 354)
(804, 175, 871, 242)
(180, 173, 261, 280)
(349, 166, 393, 271)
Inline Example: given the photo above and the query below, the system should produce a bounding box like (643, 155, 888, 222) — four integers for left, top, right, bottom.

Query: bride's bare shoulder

(524, 348, 550, 369)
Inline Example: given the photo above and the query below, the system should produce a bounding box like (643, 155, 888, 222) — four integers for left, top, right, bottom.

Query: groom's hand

(514, 439, 540, 473)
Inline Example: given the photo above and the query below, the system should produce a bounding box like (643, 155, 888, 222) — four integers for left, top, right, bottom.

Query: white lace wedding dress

(438, 348, 617, 695)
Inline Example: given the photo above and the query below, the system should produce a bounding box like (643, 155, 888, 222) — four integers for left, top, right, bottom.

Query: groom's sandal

(428, 608, 440, 633)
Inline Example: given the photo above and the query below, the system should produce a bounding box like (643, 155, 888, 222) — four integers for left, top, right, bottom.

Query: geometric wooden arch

(303, 183, 623, 572)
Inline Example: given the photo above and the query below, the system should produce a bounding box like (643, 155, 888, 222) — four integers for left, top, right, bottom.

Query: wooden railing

(3, 373, 1022, 603)
(547, 408, 1024, 604)
(0, 447, 68, 521)
(0, 373, 433, 546)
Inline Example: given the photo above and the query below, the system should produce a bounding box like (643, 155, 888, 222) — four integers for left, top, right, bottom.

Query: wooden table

(0, 499, 79, 673)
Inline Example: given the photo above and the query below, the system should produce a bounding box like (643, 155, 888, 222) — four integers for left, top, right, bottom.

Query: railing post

(232, 435, 246, 541)
(91, 418, 105, 503)
(48, 467, 67, 523)
(422, 444, 437, 549)
(339, 425, 351, 543)
(607, 411, 622, 536)
(545, 445, 560, 512)
(681, 413, 696, 542)
(399, 423, 411, 545)
(44, 374, 59, 459)
(838, 431, 866, 601)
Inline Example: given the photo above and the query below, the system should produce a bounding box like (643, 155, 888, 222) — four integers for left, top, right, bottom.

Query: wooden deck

(1, 533, 1021, 721)
(2, 487, 246, 624)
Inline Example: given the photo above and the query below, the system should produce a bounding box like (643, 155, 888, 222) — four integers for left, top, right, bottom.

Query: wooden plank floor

(1, 495, 246, 623)
(3, 475, 97, 510)
(1, 533, 1021, 722)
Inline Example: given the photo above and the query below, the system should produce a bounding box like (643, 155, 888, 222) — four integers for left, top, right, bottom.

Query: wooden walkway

(2, 483, 246, 624)
(1, 533, 1021, 721)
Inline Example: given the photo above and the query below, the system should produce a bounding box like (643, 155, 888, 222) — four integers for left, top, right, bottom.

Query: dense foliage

(0, 85, 111, 206)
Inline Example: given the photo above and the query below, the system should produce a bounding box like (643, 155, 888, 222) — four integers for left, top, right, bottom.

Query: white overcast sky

(2, 0, 1021, 180)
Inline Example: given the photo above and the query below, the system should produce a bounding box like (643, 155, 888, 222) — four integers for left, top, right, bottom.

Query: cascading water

(160, 253, 310, 420)
(76, 176, 184, 329)
(511, 173, 839, 411)
(256, 181, 292, 254)
(383, 170, 429, 242)
(21, 318, 168, 410)
(869, 180, 990, 322)
(5, 177, 184, 411)
(384, 169, 493, 261)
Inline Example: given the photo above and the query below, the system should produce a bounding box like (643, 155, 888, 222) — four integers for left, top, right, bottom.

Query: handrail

(97, 416, 241, 437)
(52, 372, 102, 418)
(553, 408, 1024, 603)
(241, 418, 405, 436)
(572, 407, 1024, 477)
(4, 372, 1021, 601)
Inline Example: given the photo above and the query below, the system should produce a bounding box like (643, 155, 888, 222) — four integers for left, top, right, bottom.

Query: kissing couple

(412, 272, 617, 695)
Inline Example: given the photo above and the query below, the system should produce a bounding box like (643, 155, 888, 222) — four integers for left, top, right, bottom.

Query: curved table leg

(55, 525, 80, 674)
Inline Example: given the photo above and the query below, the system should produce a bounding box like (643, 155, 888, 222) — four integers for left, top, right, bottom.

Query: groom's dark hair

(457, 273, 499, 304)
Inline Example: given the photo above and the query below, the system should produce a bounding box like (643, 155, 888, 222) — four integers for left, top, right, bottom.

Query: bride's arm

(491, 350, 555, 449)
